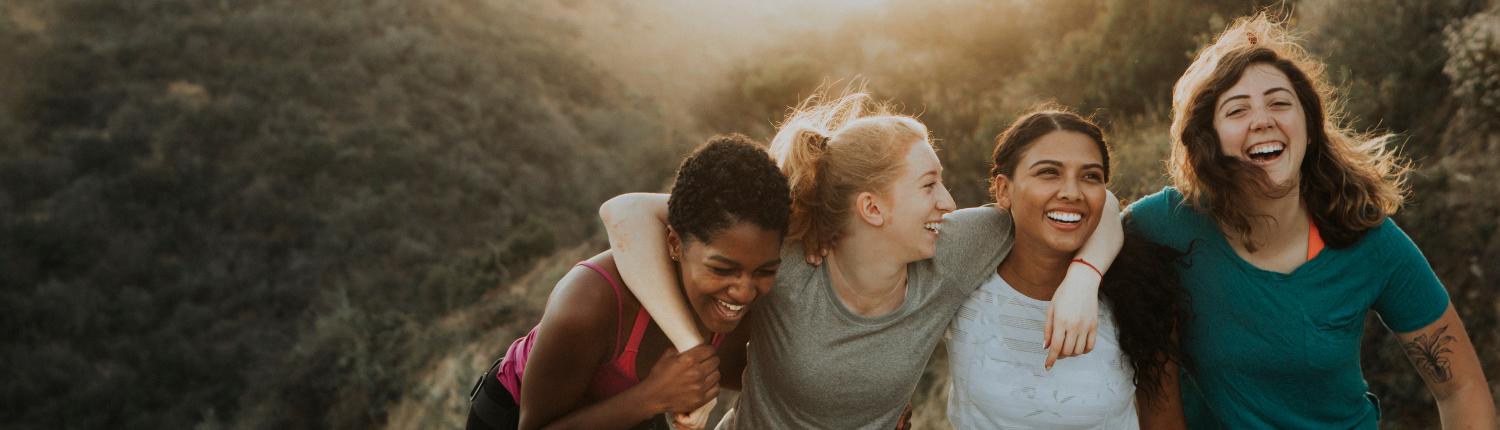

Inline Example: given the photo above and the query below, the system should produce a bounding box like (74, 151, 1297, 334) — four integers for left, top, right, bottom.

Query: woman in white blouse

(947, 108, 1188, 429)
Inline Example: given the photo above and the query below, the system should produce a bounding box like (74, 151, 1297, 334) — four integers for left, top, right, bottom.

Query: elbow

(600, 193, 642, 226)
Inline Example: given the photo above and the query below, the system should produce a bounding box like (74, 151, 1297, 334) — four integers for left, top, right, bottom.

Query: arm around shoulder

(1043, 191, 1123, 367)
(600, 193, 704, 349)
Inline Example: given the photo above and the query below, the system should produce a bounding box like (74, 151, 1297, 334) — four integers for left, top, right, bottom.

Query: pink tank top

(495, 261, 725, 405)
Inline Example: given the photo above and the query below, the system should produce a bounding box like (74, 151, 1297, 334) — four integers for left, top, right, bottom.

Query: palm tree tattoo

(1403, 325, 1455, 383)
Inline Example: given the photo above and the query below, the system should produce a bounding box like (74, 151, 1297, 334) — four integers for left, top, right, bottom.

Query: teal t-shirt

(1126, 187, 1449, 429)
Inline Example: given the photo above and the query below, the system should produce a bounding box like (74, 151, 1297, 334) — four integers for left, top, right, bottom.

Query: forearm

(600, 193, 704, 348)
(1056, 191, 1121, 292)
(1076, 190, 1122, 273)
(1434, 381, 1497, 429)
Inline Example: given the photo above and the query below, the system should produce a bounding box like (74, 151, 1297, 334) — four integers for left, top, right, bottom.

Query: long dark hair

(1099, 224, 1192, 405)
(1170, 14, 1407, 252)
(989, 107, 1190, 403)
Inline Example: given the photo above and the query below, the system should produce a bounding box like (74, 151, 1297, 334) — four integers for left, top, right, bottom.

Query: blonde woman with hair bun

(601, 90, 1122, 429)
(1126, 13, 1496, 429)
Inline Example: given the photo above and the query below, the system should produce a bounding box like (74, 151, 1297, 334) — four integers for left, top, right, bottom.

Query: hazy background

(2, 0, 1498, 428)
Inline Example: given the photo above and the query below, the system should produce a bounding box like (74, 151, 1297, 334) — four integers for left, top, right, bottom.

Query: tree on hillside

(0, 0, 683, 428)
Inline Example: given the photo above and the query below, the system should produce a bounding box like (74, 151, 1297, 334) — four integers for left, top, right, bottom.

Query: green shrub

(1445, 11, 1500, 123)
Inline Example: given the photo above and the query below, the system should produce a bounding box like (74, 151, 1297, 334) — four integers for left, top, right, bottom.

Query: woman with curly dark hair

(464, 135, 792, 430)
(946, 108, 1190, 429)
(1126, 13, 1495, 429)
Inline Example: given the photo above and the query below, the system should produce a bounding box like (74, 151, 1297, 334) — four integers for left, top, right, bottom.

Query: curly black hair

(1099, 223, 1194, 406)
(667, 134, 792, 245)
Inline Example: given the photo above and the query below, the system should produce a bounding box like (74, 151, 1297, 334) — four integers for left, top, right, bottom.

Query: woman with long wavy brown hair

(1126, 13, 1495, 429)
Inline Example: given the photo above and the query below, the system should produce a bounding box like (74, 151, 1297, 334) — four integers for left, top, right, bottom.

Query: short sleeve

(1123, 187, 1177, 245)
(932, 205, 1014, 290)
(1370, 219, 1450, 333)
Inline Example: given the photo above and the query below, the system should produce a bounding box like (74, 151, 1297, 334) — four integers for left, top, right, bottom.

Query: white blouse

(946, 272, 1138, 429)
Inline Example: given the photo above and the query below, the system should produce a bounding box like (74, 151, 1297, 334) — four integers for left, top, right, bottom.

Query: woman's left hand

(1044, 266, 1100, 370)
(1043, 190, 1121, 370)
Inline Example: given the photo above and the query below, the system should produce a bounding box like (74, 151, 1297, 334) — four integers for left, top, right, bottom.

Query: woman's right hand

(640, 344, 721, 415)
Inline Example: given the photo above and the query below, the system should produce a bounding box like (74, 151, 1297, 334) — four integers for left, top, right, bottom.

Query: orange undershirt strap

(1307, 220, 1325, 261)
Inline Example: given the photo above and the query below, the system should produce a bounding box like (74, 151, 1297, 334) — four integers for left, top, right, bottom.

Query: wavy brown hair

(768, 91, 928, 256)
(1169, 13, 1408, 251)
(988, 106, 1187, 403)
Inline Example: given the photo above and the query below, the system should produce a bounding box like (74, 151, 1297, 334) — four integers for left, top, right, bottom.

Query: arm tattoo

(1403, 324, 1455, 383)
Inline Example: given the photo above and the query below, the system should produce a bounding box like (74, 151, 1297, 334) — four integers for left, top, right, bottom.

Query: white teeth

(718, 299, 744, 311)
(924, 221, 942, 233)
(1249, 143, 1284, 155)
(1046, 211, 1082, 223)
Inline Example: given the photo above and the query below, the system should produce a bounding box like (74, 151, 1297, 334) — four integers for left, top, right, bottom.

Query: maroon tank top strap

(617, 306, 653, 380)
(711, 332, 725, 349)
(575, 261, 626, 360)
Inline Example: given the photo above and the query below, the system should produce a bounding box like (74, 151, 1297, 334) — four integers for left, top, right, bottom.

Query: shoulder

(1351, 217, 1426, 262)
(540, 253, 626, 340)
(775, 241, 817, 282)
(942, 205, 1014, 239)
(1123, 187, 1181, 223)
(1124, 187, 1208, 247)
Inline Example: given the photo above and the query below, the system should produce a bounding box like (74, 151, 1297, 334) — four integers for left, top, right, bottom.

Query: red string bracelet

(1071, 258, 1102, 278)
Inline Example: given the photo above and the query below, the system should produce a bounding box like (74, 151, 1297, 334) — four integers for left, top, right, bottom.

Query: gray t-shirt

(720, 206, 1014, 429)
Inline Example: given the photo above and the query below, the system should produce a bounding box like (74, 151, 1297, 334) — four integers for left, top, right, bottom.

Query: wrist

(1062, 263, 1102, 292)
(1070, 259, 1102, 278)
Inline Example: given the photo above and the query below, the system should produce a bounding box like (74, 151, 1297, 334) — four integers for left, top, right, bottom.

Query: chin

(915, 245, 938, 260)
(1047, 237, 1088, 254)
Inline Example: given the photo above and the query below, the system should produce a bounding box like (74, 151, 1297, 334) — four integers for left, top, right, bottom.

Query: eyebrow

(1218, 87, 1294, 111)
(708, 255, 782, 269)
(1031, 160, 1106, 171)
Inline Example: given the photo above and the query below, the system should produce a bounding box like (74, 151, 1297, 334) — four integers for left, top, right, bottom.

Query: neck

(1232, 186, 1309, 249)
(997, 238, 1072, 301)
(676, 273, 715, 342)
(831, 230, 912, 291)
(827, 232, 910, 315)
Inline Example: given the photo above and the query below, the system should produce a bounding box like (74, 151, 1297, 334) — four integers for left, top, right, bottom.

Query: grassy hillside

(3, 0, 1496, 429)
(0, 0, 685, 428)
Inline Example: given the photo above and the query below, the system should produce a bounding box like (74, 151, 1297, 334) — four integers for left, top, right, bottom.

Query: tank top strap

(711, 332, 725, 348)
(574, 261, 626, 360)
(618, 306, 653, 380)
(1307, 220, 1325, 261)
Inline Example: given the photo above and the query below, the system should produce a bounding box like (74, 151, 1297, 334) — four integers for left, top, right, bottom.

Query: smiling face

(995, 130, 1107, 256)
(669, 221, 782, 333)
(876, 141, 957, 261)
(1213, 63, 1309, 190)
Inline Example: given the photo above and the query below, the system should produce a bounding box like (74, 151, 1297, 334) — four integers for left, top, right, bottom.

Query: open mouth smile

(923, 221, 942, 234)
(714, 298, 747, 321)
(1045, 209, 1086, 232)
(1046, 210, 1082, 224)
(1247, 141, 1285, 164)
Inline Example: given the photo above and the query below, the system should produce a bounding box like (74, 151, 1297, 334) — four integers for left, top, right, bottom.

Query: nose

(727, 274, 757, 304)
(936, 182, 957, 213)
(1059, 176, 1083, 202)
(1250, 106, 1275, 131)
